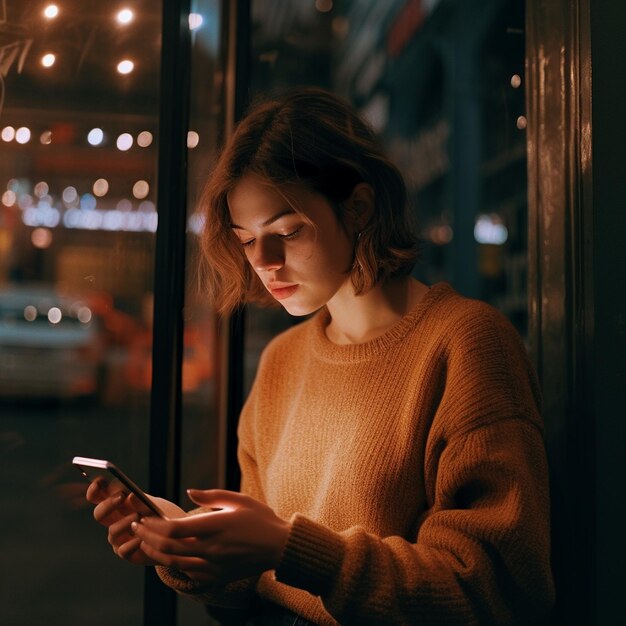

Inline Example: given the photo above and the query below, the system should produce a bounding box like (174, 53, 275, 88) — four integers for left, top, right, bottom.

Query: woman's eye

(279, 226, 303, 240)
(239, 226, 302, 249)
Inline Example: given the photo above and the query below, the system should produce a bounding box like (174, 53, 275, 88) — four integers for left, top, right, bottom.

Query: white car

(0, 285, 105, 399)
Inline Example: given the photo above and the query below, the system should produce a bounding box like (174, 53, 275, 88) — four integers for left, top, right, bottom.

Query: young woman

(87, 88, 554, 625)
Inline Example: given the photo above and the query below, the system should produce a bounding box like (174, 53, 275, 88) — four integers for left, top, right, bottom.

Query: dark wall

(591, 1, 626, 623)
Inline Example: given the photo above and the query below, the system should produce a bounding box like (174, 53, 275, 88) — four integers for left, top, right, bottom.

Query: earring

(353, 231, 363, 272)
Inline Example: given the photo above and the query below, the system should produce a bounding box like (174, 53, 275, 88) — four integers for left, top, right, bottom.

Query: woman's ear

(347, 183, 375, 231)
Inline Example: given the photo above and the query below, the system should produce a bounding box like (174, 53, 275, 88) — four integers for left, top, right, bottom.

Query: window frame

(143, 1, 250, 623)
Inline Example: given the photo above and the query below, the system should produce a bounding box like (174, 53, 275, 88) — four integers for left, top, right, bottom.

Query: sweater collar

(310, 282, 454, 362)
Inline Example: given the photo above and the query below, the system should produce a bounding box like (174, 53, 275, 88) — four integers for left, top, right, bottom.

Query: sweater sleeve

(275, 418, 553, 625)
(274, 304, 554, 625)
(154, 565, 258, 611)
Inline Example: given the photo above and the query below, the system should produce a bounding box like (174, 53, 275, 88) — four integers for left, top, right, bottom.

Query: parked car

(0, 284, 105, 400)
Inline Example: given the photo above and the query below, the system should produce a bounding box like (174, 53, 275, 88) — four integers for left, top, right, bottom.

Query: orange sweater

(158, 283, 555, 624)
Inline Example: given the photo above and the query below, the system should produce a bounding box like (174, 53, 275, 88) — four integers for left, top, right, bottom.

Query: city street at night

(0, 397, 216, 625)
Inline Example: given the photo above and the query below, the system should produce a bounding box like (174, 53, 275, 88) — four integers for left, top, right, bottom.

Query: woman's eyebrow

(230, 209, 297, 230)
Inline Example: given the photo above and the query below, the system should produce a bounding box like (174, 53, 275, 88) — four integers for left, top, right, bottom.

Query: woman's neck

(325, 276, 429, 345)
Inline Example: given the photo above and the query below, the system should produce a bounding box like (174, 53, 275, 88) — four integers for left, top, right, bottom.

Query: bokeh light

(315, 0, 334, 13)
(80, 193, 97, 211)
(43, 5, 59, 19)
(116, 9, 134, 24)
(31, 228, 53, 250)
(474, 214, 509, 245)
(78, 307, 93, 323)
(62, 186, 78, 205)
(117, 60, 134, 74)
(187, 131, 200, 148)
(24, 305, 38, 322)
(41, 53, 56, 68)
(93, 179, 109, 197)
(88, 128, 104, 146)
(189, 13, 203, 30)
(18, 194, 33, 210)
(139, 200, 156, 212)
(2, 190, 16, 207)
(137, 131, 153, 147)
(116, 133, 133, 151)
(1, 126, 15, 142)
(15, 127, 31, 144)
(34, 181, 49, 198)
(48, 307, 63, 324)
(133, 180, 150, 199)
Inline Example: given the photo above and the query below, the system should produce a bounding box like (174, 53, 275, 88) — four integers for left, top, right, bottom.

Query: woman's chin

(279, 299, 321, 317)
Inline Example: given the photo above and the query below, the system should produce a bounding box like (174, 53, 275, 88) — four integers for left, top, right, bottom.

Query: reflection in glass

(0, 1, 162, 624)
(178, 1, 224, 624)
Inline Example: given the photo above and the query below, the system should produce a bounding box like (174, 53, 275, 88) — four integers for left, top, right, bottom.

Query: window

(0, 1, 529, 623)
(0, 2, 226, 624)
(244, 0, 529, 383)
(1, 2, 162, 624)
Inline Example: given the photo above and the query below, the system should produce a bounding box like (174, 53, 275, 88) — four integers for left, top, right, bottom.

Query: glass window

(1, 2, 161, 623)
(178, 1, 225, 623)
(245, 0, 528, 383)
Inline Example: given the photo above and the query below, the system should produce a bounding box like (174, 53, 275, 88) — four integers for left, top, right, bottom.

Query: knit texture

(157, 283, 554, 624)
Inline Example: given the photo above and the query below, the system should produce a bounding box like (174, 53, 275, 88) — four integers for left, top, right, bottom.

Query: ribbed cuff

(155, 566, 207, 595)
(275, 513, 345, 596)
(155, 566, 257, 608)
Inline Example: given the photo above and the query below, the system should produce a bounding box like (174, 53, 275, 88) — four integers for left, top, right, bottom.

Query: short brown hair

(200, 87, 419, 315)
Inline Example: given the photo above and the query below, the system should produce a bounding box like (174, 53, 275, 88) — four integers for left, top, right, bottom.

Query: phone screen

(72, 456, 167, 518)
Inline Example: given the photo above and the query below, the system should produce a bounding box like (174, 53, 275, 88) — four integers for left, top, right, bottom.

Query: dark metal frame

(145, 0, 191, 623)
(526, 0, 594, 623)
(144, 1, 249, 623)
(219, 0, 251, 493)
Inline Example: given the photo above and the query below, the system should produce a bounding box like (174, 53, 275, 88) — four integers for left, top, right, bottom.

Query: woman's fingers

(114, 536, 142, 558)
(86, 478, 110, 504)
(109, 528, 160, 566)
(140, 509, 226, 538)
(93, 492, 126, 525)
(187, 488, 246, 509)
(132, 521, 204, 557)
(125, 493, 187, 520)
(108, 512, 139, 545)
(137, 539, 213, 573)
(115, 537, 157, 565)
(127, 493, 289, 583)
(126, 493, 157, 517)
(85, 481, 187, 569)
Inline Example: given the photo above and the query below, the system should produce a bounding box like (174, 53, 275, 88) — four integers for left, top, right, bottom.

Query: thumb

(187, 488, 245, 510)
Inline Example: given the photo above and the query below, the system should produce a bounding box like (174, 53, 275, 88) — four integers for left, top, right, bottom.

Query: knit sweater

(157, 282, 555, 625)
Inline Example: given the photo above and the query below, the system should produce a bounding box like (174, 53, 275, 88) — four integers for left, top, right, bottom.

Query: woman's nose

(251, 237, 284, 272)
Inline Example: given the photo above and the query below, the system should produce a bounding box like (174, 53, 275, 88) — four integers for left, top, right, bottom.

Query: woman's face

(228, 174, 355, 316)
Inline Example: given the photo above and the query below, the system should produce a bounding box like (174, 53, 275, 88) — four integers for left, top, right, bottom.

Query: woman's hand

(131, 489, 291, 584)
(86, 479, 186, 565)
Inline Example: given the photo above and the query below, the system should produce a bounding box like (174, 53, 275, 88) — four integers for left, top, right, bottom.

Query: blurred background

(1, 0, 621, 625)
(0, 0, 532, 623)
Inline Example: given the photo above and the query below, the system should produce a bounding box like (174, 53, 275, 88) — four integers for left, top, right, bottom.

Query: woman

(88, 88, 554, 625)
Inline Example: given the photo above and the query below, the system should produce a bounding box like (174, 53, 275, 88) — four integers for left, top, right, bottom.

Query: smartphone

(72, 456, 168, 519)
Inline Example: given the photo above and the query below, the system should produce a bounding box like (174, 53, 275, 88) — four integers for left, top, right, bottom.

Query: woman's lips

(268, 283, 299, 300)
